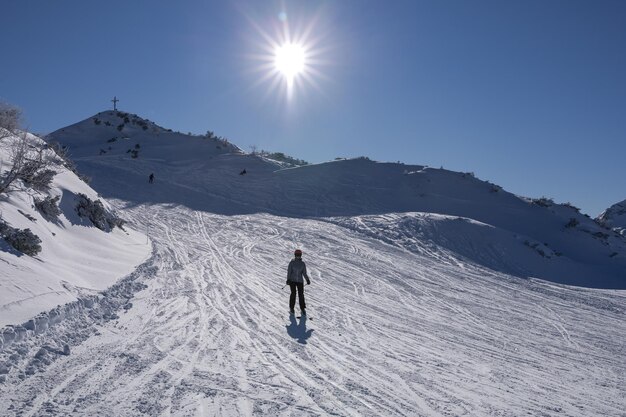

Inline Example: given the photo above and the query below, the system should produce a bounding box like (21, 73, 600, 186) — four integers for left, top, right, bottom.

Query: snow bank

(0, 256, 156, 382)
(327, 212, 625, 288)
(0, 133, 151, 326)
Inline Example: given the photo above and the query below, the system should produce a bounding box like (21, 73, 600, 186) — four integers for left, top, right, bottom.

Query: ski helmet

(294, 249, 303, 257)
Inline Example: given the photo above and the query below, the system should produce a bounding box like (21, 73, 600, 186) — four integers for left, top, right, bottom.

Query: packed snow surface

(1, 205, 624, 416)
(1, 111, 624, 416)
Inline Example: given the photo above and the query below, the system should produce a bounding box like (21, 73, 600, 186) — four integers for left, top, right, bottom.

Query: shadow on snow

(286, 315, 314, 345)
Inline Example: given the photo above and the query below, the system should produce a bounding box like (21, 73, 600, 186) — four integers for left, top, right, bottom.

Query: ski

(289, 311, 312, 320)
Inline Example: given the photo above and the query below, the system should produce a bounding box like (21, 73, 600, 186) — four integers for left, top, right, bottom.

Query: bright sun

(274, 43, 306, 83)
(249, 9, 325, 100)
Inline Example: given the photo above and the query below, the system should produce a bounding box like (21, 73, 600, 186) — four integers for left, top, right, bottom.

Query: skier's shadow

(286, 315, 314, 344)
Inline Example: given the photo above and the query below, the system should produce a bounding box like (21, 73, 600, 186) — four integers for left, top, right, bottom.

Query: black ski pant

(289, 282, 306, 311)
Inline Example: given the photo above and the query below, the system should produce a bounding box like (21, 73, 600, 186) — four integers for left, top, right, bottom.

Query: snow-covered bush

(562, 202, 581, 212)
(523, 240, 552, 258)
(134, 119, 149, 130)
(75, 193, 125, 231)
(34, 195, 61, 219)
(258, 150, 309, 167)
(532, 197, 554, 207)
(0, 220, 42, 256)
(18, 164, 56, 191)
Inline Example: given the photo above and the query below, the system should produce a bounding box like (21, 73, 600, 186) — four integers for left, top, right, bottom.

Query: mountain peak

(597, 198, 626, 235)
(47, 110, 242, 157)
(89, 110, 167, 133)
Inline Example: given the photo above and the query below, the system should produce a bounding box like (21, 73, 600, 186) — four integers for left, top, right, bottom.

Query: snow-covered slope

(1, 206, 624, 416)
(0, 131, 150, 326)
(46, 111, 626, 289)
(0, 111, 624, 416)
(597, 198, 626, 236)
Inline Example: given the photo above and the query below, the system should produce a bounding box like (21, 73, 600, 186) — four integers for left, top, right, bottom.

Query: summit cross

(112, 96, 119, 111)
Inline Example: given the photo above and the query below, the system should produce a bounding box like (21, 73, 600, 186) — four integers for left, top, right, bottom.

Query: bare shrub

(47, 141, 75, 170)
(47, 141, 90, 183)
(562, 202, 581, 212)
(532, 197, 554, 207)
(0, 134, 57, 194)
(0, 103, 21, 140)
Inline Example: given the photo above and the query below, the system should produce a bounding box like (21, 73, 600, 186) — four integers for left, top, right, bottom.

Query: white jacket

(287, 258, 310, 284)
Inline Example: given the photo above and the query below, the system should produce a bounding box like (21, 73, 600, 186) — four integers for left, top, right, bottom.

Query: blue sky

(1, 0, 624, 215)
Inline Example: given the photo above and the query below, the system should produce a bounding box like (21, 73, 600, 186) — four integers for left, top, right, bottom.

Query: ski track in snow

(1, 204, 625, 416)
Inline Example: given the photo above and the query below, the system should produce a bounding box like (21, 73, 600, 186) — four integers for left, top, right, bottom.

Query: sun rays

(244, 6, 329, 102)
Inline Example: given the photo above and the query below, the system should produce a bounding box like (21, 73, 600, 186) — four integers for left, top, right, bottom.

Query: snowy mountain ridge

(597, 198, 626, 236)
(45, 110, 626, 289)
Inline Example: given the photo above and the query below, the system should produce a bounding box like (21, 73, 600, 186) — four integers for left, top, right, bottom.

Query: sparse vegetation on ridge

(256, 150, 309, 167)
(0, 105, 57, 195)
(0, 103, 22, 140)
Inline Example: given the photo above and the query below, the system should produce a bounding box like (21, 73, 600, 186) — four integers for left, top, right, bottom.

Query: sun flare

(274, 43, 306, 82)
(247, 8, 327, 100)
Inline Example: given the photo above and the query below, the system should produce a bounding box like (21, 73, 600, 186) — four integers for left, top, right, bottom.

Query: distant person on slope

(286, 249, 310, 315)
(149, 173, 154, 183)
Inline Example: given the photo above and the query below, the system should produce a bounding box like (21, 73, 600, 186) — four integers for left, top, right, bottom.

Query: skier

(286, 249, 310, 315)
(149, 173, 154, 183)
